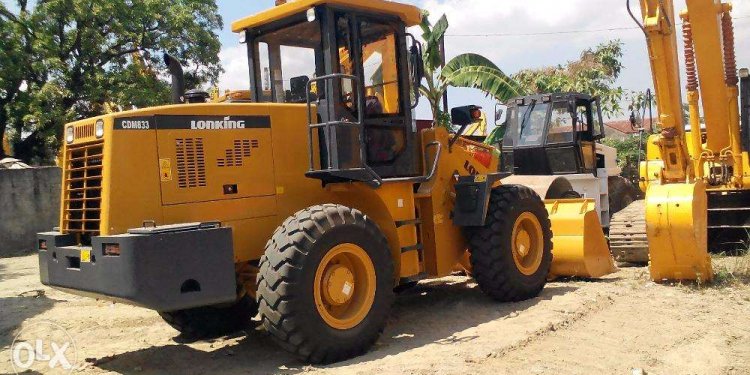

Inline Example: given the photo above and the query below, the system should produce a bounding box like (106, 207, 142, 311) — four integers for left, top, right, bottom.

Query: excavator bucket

(645, 182, 712, 282)
(546, 199, 616, 278)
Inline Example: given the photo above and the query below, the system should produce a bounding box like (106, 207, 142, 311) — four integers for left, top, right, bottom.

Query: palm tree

(419, 13, 525, 128)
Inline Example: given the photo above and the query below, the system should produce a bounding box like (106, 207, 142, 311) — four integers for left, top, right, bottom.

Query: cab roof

(231, 0, 423, 32)
(507, 92, 595, 107)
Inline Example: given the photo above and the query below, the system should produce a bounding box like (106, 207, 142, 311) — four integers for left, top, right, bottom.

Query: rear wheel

(467, 185, 553, 301)
(257, 204, 394, 364)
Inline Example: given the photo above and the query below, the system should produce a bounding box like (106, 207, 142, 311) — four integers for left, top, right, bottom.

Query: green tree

(0, 0, 223, 163)
(601, 133, 649, 180)
(419, 13, 523, 128)
(512, 40, 625, 118)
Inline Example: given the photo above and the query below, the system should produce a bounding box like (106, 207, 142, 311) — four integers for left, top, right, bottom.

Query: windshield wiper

(518, 99, 537, 136)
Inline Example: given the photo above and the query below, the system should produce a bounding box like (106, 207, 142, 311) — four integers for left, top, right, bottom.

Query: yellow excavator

(618, 0, 750, 281)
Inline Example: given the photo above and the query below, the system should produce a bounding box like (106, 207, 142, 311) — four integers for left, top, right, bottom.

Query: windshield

(516, 102, 549, 146)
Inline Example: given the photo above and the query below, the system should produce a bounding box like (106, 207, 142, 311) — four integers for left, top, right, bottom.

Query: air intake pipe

(164, 53, 185, 104)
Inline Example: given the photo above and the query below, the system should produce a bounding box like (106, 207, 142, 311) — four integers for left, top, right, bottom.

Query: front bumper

(37, 223, 237, 312)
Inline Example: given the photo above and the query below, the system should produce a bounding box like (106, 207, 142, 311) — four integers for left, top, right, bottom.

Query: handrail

(382, 142, 442, 184)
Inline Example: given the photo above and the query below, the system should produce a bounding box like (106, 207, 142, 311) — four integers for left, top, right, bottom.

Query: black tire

(158, 295, 257, 339)
(257, 204, 394, 364)
(466, 185, 553, 302)
(560, 190, 582, 199)
(608, 176, 638, 215)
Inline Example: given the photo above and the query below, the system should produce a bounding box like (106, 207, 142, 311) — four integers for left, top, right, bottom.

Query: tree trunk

(0, 108, 8, 159)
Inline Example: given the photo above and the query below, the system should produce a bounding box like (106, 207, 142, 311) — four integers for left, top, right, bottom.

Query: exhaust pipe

(164, 53, 185, 104)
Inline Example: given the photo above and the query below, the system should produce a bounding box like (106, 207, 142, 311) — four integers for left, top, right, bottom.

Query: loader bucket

(546, 199, 616, 278)
(645, 182, 712, 282)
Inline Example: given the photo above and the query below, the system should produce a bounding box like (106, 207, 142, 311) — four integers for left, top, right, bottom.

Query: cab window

(359, 19, 401, 116)
(591, 100, 603, 138)
(256, 19, 321, 103)
(547, 102, 575, 144)
(517, 102, 550, 146)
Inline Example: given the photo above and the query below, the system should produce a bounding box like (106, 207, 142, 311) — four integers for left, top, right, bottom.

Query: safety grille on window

(176, 138, 207, 188)
(217, 139, 259, 167)
(62, 140, 103, 245)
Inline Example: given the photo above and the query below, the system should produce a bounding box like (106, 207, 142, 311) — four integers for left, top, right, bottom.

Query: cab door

(575, 99, 604, 174)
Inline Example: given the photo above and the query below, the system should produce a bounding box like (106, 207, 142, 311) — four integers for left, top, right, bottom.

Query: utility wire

(444, 15, 750, 38)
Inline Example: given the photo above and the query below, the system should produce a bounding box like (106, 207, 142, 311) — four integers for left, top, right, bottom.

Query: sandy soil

(1, 253, 748, 375)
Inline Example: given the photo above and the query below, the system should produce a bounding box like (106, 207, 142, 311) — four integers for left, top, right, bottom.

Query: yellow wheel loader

(620, 0, 750, 281)
(37, 0, 612, 363)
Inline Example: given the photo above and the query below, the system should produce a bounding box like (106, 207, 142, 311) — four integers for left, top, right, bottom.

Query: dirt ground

(1, 253, 749, 375)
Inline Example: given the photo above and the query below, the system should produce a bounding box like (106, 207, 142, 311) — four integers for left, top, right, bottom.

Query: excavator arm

(636, 0, 691, 182)
(634, 0, 716, 281)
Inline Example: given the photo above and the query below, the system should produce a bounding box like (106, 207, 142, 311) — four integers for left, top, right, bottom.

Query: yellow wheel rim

(511, 212, 544, 276)
(314, 243, 376, 330)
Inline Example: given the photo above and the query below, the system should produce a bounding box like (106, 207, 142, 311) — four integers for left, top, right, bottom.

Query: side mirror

(494, 104, 506, 126)
(449, 105, 482, 149)
(451, 105, 482, 127)
(407, 34, 424, 109)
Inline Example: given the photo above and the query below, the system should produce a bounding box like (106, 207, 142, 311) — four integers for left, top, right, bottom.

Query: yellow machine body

(60, 108, 612, 284)
(636, 0, 750, 281)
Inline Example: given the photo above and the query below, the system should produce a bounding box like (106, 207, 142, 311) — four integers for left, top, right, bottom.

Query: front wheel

(257, 204, 394, 364)
(466, 185, 553, 301)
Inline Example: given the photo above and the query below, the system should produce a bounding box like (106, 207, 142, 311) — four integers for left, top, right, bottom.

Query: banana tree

(419, 13, 526, 128)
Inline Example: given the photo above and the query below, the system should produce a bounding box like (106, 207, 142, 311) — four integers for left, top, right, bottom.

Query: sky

(213, 0, 750, 121)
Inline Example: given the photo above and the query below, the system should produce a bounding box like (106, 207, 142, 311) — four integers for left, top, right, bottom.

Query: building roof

(231, 0, 423, 32)
(605, 118, 655, 135)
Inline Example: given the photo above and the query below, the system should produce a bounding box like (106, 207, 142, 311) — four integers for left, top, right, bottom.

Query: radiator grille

(74, 123, 95, 139)
(176, 138, 207, 188)
(217, 139, 259, 167)
(62, 140, 104, 245)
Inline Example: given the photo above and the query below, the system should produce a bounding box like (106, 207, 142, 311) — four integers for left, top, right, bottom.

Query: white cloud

(217, 44, 249, 92)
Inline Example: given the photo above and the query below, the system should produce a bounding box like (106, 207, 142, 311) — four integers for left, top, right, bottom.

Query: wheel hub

(323, 264, 355, 305)
(313, 243, 376, 330)
(511, 212, 544, 276)
(515, 230, 532, 258)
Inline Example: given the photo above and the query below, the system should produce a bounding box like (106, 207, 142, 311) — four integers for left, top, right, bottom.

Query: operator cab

(499, 93, 606, 176)
(233, 0, 425, 185)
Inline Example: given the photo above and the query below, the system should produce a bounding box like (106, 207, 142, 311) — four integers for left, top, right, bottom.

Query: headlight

(65, 126, 74, 144)
(95, 119, 105, 138)
(306, 8, 316, 22)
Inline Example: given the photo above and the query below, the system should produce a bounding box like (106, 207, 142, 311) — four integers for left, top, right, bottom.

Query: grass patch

(709, 252, 750, 288)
